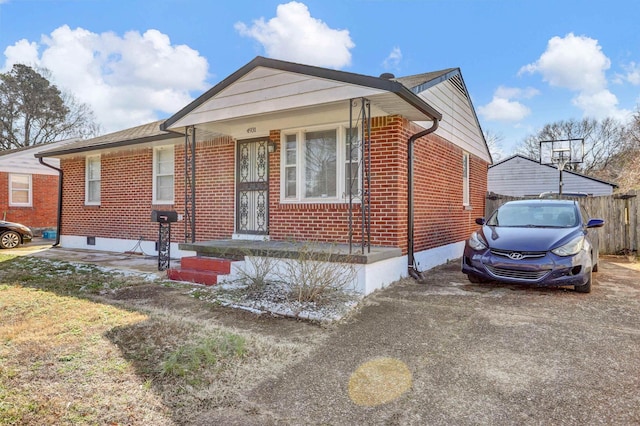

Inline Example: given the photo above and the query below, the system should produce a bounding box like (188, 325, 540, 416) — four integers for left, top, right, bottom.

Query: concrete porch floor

(179, 239, 402, 264)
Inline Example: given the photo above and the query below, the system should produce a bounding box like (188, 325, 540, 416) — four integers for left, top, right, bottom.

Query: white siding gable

(415, 78, 490, 163)
(488, 156, 615, 196)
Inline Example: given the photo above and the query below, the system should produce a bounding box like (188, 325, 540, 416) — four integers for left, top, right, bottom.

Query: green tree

(0, 64, 99, 149)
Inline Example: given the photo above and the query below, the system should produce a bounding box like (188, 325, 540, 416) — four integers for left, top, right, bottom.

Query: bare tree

(483, 129, 505, 162)
(595, 107, 640, 191)
(0, 64, 99, 149)
(515, 117, 628, 174)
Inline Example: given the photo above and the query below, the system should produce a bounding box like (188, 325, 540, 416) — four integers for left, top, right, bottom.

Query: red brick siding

(410, 120, 488, 254)
(60, 139, 236, 244)
(0, 172, 58, 230)
(60, 118, 488, 253)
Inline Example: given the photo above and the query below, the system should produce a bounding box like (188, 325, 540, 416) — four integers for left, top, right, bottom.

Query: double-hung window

(9, 174, 32, 206)
(153, 146, 174, 204)
(85, 155, 101, 205)
(462, 152, 470, 206)
(282, 126, 360, 202)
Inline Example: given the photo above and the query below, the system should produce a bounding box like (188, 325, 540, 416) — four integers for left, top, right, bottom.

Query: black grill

(485, 265, 550, 281)
(490, 249, 546, 259)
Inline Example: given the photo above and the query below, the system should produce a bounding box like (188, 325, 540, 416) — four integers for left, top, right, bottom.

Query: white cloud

(519, 33, 610, 93)
(383, 47, 402, 70)
(620, 61, 640, 85)
(2, 25, 209, 133)
(494, 86, 539, 100)
(519, 33, 630, 120)
(478, 97, 531, 122)
(572, 89, 630, 120)
(235, 1, 354, 69)
(478, 85, 537, 122)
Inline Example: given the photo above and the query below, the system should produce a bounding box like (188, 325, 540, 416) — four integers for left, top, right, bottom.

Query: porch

(170, 239, 406, 294)
(179, 239, 401, 264)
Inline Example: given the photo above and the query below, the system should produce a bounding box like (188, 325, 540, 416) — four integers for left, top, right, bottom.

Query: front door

(236, 138, 269, 235)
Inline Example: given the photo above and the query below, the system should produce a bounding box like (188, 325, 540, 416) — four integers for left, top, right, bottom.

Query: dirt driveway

(232, 257, 640, 425)
(8, 241, 640, 424)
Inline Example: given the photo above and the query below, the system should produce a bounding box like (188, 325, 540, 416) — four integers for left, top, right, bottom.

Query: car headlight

(468, 231, 488, 251)
(551, 235, 584, 256)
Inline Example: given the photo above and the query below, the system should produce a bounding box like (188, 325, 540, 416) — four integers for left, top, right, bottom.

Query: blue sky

(1, 0, 639, 157)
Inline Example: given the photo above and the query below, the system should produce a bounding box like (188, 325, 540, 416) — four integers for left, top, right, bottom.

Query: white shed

(488, 155, 617, 197)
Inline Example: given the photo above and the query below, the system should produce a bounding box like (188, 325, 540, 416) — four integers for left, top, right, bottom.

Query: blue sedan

(461, 199, 604, 293)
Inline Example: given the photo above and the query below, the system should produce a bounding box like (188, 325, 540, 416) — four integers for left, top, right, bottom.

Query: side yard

(1, 246, 640, 424)
(0, 254, 326, 425)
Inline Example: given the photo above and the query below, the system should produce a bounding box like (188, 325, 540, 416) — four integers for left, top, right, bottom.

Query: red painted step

(166, 268, 219, 286)
(179, 256, 232, 274)
(166, 256, 235, 286)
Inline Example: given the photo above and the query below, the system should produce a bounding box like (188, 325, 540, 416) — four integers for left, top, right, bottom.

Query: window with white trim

(85, 155, 101, 205)
(462, 152, 470, 206)
(9, 173, 32, 206)
(282, 125, 360, 202)
(153, 146, 174, 204)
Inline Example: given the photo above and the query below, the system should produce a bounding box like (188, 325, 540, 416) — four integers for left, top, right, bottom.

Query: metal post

(158, 222, 171, 271)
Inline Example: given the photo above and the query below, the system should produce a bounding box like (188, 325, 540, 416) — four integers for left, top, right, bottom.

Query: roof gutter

(38, 158, 62, 247)
(407, 117, 440, 280)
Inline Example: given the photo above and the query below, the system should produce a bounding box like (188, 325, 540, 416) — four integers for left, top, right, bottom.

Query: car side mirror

(586, 218, 605, 228)
(475, 217, 486, 225)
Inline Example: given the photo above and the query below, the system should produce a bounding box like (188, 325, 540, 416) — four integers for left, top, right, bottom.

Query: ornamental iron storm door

(236, 139, 269, 235)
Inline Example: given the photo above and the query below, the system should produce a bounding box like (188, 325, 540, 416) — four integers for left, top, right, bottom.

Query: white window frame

(153, 145, 175, 204)
(9, 173, 32, 207)
(280, 124, 360, 203)
(85, 154, 101, 206)
(463, 152, 470, 206)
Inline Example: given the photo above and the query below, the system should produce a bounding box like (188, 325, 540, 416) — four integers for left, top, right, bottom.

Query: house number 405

(246, 127, 256, 133)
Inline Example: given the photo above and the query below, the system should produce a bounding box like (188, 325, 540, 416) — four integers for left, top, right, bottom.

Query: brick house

(0, 140, 75, 235)
(36, 57, 491, 294)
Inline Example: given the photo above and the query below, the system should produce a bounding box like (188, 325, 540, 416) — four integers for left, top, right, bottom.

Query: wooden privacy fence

(485, 191, 639, 256)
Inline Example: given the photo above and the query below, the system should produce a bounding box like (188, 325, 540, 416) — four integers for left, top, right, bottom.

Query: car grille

(490, 249, 547, 259)
(485, 265, 550, 281)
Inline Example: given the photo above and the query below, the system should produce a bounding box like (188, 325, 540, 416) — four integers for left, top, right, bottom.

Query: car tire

(0, 230, 21, 249)
(575, 270, 592, 293)
(592, 261, 598, 273)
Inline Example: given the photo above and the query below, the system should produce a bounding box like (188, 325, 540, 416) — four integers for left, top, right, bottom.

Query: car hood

(0, 221, 33, 234)
(481, 225, 580, 252)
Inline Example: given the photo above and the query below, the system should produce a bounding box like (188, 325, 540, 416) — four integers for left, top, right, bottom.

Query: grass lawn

(0, 254, 318, 425)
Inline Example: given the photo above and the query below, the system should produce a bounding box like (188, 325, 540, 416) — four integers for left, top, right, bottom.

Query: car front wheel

(575, 270, 592, 293)
(0, 231, 21, 249)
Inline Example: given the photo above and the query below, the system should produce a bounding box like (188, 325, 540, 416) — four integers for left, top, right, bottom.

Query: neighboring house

(36, 56, 491, 294)
(0, 140, 75, 234)
(488, 154, 617, 197)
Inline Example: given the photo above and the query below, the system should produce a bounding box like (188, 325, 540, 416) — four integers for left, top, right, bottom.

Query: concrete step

(166, 268, 219, 286)
(179, 256, 233, 274)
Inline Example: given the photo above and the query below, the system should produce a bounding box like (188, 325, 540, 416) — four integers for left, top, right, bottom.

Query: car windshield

(487, 203, 579, 228)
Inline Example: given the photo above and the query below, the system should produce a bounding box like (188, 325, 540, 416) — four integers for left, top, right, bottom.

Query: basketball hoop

(551, 148, 571, 171)
(539, 139, 584, 196)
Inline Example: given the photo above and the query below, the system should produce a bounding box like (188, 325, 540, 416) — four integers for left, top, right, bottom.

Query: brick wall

(60, 139, 236, 244)
(0, 172, 59, 231)
(60, 117, 488, 253)
(410, 120, 488, 254)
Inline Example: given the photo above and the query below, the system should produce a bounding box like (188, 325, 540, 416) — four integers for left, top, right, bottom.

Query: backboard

(540, 139, 584, 167)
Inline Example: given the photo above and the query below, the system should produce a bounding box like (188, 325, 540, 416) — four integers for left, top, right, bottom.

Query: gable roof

(37, 58, 485, 159)
(0, 139, 79, 174)
(35, 120, 180, 158)
(161, 56, 442, 132)
(396, 68, 491, 163)
(490, 154, 618, 188)
(393, 68, 460, 93)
